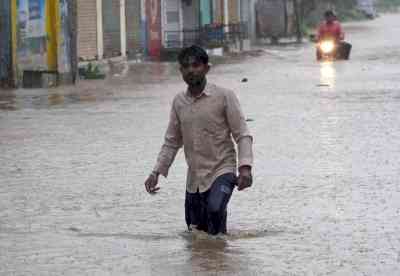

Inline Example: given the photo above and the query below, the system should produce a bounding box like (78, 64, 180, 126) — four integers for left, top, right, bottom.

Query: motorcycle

(316, 39, 352, 61)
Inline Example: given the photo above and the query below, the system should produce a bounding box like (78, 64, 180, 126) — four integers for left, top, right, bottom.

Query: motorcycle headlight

(320, 41, 335, 54)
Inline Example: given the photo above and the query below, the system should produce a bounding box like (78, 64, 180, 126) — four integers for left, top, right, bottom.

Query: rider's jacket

(317, 20, 344, 41)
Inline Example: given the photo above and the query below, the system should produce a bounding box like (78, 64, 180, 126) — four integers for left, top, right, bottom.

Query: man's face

(179, 56, 210, 87)
(326, 15, 335, 24)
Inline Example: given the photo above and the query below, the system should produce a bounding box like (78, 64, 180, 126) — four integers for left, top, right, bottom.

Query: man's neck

(188, 80, 207, 98)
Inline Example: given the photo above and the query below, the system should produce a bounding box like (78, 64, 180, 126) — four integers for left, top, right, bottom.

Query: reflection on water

(0, 62, 179, 112)
(0, 91, 97, 111)
(317, 88, 348, 177)
(320, 61, 336, 88)
(185, 231, 244, 274)
(107, 62, 179, 86)
(0, 91, 17, 111)
(47, 93, 65, 106)
(70, 228, 274, 274)
(77, 231, 179, 241)
(178, 228, 284, 274)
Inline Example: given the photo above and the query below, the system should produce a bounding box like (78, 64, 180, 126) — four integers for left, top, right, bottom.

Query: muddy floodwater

(1, 14, 400, 276)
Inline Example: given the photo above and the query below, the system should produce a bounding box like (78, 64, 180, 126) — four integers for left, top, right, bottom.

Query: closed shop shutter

(103, 0, 121, 58)
(228, 0, 239, 24)
(125, 0, 141, 58)
(77, 0, 98, 60)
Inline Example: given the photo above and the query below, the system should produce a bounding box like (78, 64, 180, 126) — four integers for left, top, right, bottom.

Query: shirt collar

(203, 82, 212, 96)
(186, 82, 212, 99)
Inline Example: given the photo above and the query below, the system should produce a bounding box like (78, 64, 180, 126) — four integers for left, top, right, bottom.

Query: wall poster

(17, 0, 48, 70)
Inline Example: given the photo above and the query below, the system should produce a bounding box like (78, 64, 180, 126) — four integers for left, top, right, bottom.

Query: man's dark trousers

(185, 173, 236, 235)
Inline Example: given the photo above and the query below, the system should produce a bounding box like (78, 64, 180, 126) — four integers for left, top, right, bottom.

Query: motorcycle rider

(316, 10, 352, 60)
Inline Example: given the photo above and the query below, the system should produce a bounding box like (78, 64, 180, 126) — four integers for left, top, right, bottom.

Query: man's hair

(178, 45, 209, 65)
(324, 10, 335, 18)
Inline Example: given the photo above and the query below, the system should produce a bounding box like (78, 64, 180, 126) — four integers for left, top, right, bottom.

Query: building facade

(1, 0, 259, 88)
(75, 0, 254, 61)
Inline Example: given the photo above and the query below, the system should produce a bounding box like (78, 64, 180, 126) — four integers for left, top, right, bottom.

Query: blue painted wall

(200, 0, 212, 26)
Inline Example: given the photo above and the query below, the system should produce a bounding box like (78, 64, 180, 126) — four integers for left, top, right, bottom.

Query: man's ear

(205, 64, 210, 73)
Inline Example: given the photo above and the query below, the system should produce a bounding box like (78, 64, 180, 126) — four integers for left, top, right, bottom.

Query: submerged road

(1, 13, 400, 276)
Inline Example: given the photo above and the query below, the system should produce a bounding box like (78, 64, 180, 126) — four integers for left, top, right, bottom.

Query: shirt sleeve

(224, 90, 254, 168)
(153, 101, 183, 177)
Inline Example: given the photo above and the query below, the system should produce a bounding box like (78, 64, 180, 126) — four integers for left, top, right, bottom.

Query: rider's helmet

(324, 10, 336, 23)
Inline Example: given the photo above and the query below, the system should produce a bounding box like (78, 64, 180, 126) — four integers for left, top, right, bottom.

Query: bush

(376, 0, 400, 11)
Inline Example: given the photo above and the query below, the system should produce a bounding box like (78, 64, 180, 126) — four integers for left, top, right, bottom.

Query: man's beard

(185, 74, 205, 87)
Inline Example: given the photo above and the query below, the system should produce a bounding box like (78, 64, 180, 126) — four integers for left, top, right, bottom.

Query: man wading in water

(144, 45, 253, 236)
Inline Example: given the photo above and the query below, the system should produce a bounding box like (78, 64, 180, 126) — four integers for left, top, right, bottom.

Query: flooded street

(1, 14, 400, 276)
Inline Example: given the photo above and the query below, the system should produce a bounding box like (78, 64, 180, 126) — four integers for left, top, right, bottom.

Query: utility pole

(96, 0, 104, 60)
(120, 0, 127, 57)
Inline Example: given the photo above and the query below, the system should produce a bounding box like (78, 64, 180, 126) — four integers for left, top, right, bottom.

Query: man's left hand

(237, 166, 252, 191)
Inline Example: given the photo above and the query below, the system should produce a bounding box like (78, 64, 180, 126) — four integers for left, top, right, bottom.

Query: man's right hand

(144, 172, 160, 194)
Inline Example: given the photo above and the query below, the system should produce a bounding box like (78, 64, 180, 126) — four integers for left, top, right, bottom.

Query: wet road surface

(1, 14, 400, 276)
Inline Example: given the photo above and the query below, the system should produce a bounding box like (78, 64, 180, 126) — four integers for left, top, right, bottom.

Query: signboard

(26, 0, 46, 38)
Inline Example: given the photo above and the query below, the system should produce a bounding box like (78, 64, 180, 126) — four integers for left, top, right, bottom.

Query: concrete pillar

(120, 0, 127, 57)
(178, 0, 184, 47)
(160, 0, 165, 46)
(238, 0, 242, 21)
(96, 0, 104, 59)
(238, 0, 243, 50)
(224, 0, 229, 32)
(249, 0, 257, 43)
(140, 0, 147, 55)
